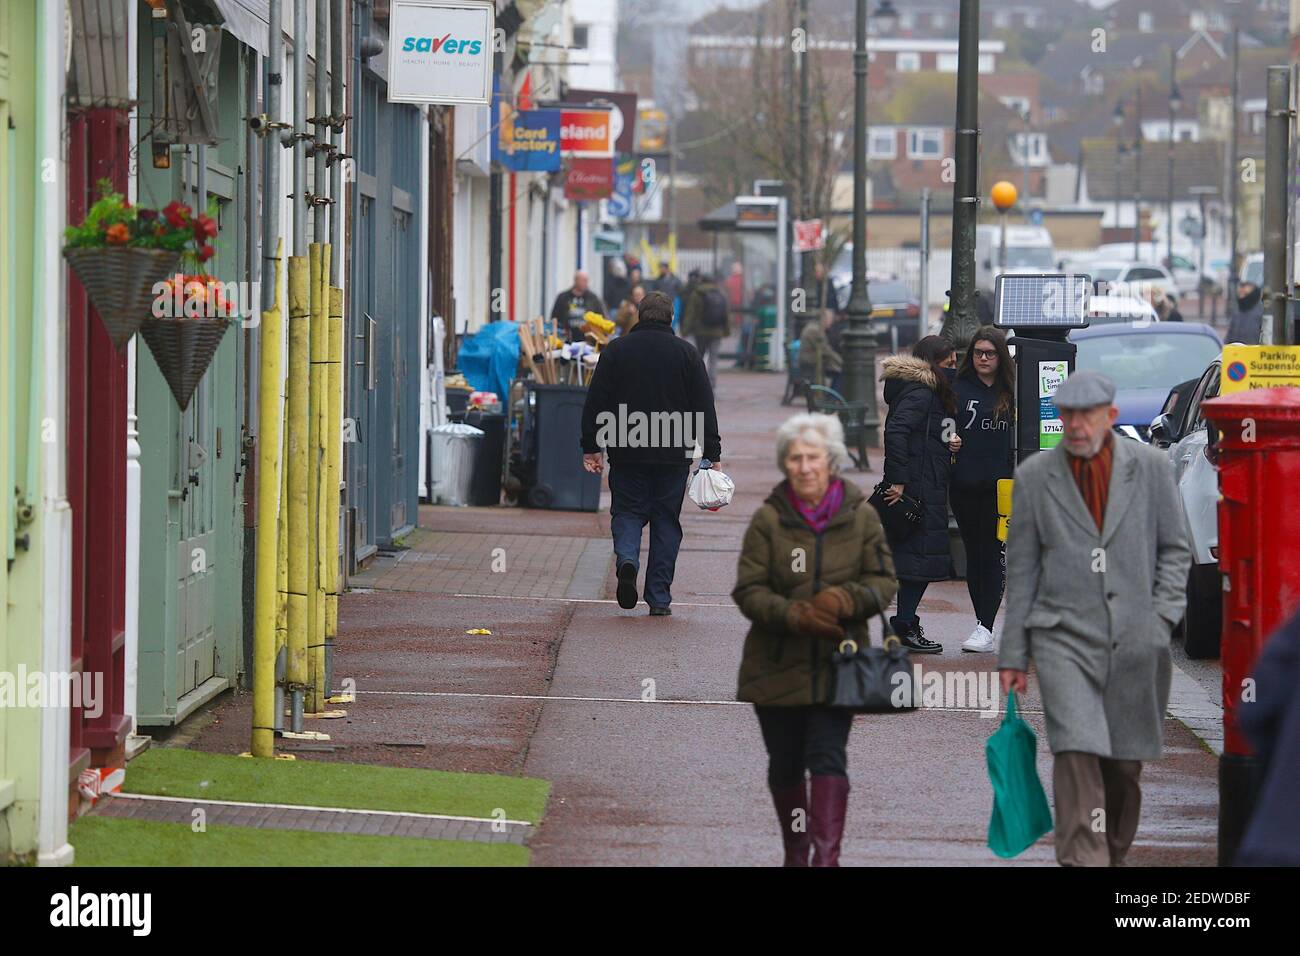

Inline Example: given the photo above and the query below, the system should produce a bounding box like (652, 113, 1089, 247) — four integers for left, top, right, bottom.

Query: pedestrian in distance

(797, 308, 842, 390)
(952, 326, 1015, 654)
(580, 291, 722, 616)
(732, 412, 898, 866)
(725, 261, 750, 368)
(879, 335, 962, 654)
(681, 272, 730, 387)
(551, 269, 607, 343)
(1227, 280, 1264, 344)
(651, 262, 683, 302)
(998, 369, 1191, 867)
(1147, 288, 1183, 322)
(603, 256, 629, 315)
(613, 297, 638, 336)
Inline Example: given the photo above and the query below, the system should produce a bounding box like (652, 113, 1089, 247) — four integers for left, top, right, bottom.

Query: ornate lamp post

(1167, 52, 1182, 267)
(842, 0, 898, 445)
(939, 0, 981, 349)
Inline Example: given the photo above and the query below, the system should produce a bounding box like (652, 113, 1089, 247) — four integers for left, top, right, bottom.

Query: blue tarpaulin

(457, 320, 520, 401)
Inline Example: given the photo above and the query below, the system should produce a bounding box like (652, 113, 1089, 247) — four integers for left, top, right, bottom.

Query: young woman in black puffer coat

(879, 335, 962, 653)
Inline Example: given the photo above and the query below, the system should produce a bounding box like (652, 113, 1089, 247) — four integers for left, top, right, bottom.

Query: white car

(1088, 260, 1181, 304)
(1149, 358, 1223, 659)
(1085, 294, 1160, 325)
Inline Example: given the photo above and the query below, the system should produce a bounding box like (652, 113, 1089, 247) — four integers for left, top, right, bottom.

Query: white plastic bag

(689, 464, 735, 511)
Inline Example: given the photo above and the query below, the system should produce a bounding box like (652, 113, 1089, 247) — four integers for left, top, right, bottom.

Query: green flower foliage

(63, 178, 220, 267)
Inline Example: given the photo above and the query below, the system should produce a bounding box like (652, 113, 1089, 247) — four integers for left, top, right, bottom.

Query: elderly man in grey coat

(998, 369, 1191, 867)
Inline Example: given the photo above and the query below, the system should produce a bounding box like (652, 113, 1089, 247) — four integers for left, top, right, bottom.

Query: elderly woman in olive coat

(732, 413, 898, 867)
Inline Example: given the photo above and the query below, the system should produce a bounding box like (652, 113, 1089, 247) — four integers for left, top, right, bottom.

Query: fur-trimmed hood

(881, 354, 937, 389)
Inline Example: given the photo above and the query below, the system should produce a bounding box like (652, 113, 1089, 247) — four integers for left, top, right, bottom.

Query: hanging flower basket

(64, 246, 182, 349)
(140, 314, 233, 411)
(63, 179, 220, 351)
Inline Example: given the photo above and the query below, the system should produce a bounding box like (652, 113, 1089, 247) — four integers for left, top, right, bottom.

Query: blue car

(1068, 322, 1223, 442)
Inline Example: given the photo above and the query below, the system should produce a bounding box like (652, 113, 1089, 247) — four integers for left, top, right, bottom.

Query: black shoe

(616, 561, 638, 609)
(891, 616, 942, 654)
(649, 606, 672, 617)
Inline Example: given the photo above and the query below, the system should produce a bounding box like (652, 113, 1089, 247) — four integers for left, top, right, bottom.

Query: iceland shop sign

(388, 0, 494, 105)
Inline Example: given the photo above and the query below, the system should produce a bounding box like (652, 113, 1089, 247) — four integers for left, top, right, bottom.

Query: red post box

(1200, 386, 1300, 865)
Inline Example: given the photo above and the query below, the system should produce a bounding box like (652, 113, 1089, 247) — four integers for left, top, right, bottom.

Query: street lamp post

(1113, 100, 1125, 239)
(1134, 82, 1143, 260)
(843, 0, 897, 446)
(940, 0, 981, 349)
(1167, 50, 1181, 268)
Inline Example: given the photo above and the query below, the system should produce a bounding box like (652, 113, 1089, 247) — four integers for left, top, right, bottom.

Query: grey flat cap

(1054, 369, 1116, 409)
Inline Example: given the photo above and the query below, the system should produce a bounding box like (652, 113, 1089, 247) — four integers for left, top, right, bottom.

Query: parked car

(1087, 260, 1182, 303)
(1069, 321, 1223, 442)
(862, 278, 923, 351)
(1150, 358, 1225, 659)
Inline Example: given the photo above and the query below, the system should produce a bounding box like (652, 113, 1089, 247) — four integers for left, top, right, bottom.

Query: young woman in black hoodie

(951, 326, 1015, 653)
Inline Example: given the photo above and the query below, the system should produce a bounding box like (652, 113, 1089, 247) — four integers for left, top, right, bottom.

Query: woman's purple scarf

(785, 478, 845, 534)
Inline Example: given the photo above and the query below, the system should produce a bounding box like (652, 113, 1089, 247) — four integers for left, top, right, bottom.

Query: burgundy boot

(810, 775, 851, 867)
(769, 781, 811, 867)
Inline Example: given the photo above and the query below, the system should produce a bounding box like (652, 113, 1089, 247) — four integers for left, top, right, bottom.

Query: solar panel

(993, 274, 1092, 329)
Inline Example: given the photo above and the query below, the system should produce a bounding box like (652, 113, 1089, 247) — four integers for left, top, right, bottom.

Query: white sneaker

(962, 624, 995, 653)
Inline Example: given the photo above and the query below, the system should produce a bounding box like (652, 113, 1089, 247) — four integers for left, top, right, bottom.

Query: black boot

(891, 615, 942, 654)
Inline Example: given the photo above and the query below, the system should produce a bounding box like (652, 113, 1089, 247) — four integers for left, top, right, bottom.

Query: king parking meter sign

(1039, 361, 1068, 449)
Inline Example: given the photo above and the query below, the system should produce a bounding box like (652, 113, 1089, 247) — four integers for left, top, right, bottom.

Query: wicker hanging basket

(63, 247, 182, 350)
(139, 315, 232, 410)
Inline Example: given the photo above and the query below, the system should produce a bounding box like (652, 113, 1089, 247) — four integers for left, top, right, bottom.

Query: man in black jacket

(550, 269, 607, 342)
(581, 292, 722, 615)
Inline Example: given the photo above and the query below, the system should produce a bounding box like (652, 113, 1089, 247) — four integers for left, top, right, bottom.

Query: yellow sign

(1220, 345, 1300, 394)
(996, 479, 1014, 543)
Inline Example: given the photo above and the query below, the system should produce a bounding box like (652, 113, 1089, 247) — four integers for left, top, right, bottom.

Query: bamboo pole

(252, 242, 285, 758)
(325, 284, 344, 648)
(286, 255, 310, 728)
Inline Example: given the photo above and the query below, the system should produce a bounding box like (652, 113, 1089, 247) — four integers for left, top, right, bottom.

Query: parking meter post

(1201, 385, 1300, 864)
(1006, 330, 1077, 465)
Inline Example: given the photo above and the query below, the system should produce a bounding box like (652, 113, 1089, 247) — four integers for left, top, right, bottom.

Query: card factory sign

(387, 0, 494, 105)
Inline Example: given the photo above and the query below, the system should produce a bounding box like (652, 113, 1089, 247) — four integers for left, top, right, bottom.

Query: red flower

(192, 213, 218, 241)
(163, 200, 191, 229)
(197, 244, 215, 262)
(105, 223, 130, 245)
(138, 208, 158, 222)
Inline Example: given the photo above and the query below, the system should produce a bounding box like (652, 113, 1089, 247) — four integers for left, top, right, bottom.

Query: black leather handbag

(827, 585, 917, 713)
(869, 393, 936, 544)
(867, 481, 924, 541)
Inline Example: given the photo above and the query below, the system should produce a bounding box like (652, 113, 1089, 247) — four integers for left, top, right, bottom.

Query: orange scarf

(1066, 432, 1114, 532)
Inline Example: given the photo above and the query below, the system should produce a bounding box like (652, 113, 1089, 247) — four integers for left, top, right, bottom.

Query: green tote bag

(986, 691, 1053, 858)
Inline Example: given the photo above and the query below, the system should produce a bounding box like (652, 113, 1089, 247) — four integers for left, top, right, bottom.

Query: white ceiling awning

(208, 0, 321, 59)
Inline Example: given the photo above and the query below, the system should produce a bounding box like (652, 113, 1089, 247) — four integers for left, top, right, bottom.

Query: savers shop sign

(388, 0, 494, 105)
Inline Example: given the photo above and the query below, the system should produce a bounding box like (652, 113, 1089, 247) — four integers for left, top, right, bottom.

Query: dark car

(861, 279, 923, 351)
(1068, 322, 1223, 442)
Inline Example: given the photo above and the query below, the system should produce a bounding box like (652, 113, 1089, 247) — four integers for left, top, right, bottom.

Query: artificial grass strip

(70, 816, 528, 867)
(123, 748, 549, 823)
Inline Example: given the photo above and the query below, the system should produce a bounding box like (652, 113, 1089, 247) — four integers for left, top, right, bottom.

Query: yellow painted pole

(277, 398, 288, 659)
(326, 284, 343, 642)
(252, 243, 284, 758)
(287, 255, 310, 715)
(307, 244, 328, 713)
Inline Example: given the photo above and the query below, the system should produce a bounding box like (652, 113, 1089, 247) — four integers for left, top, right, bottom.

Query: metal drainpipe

(314, 0, 329, 243)
(263, 0, 283, 312)
(291, 0, 307, 256)
(1264, 66, 1291, 344)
